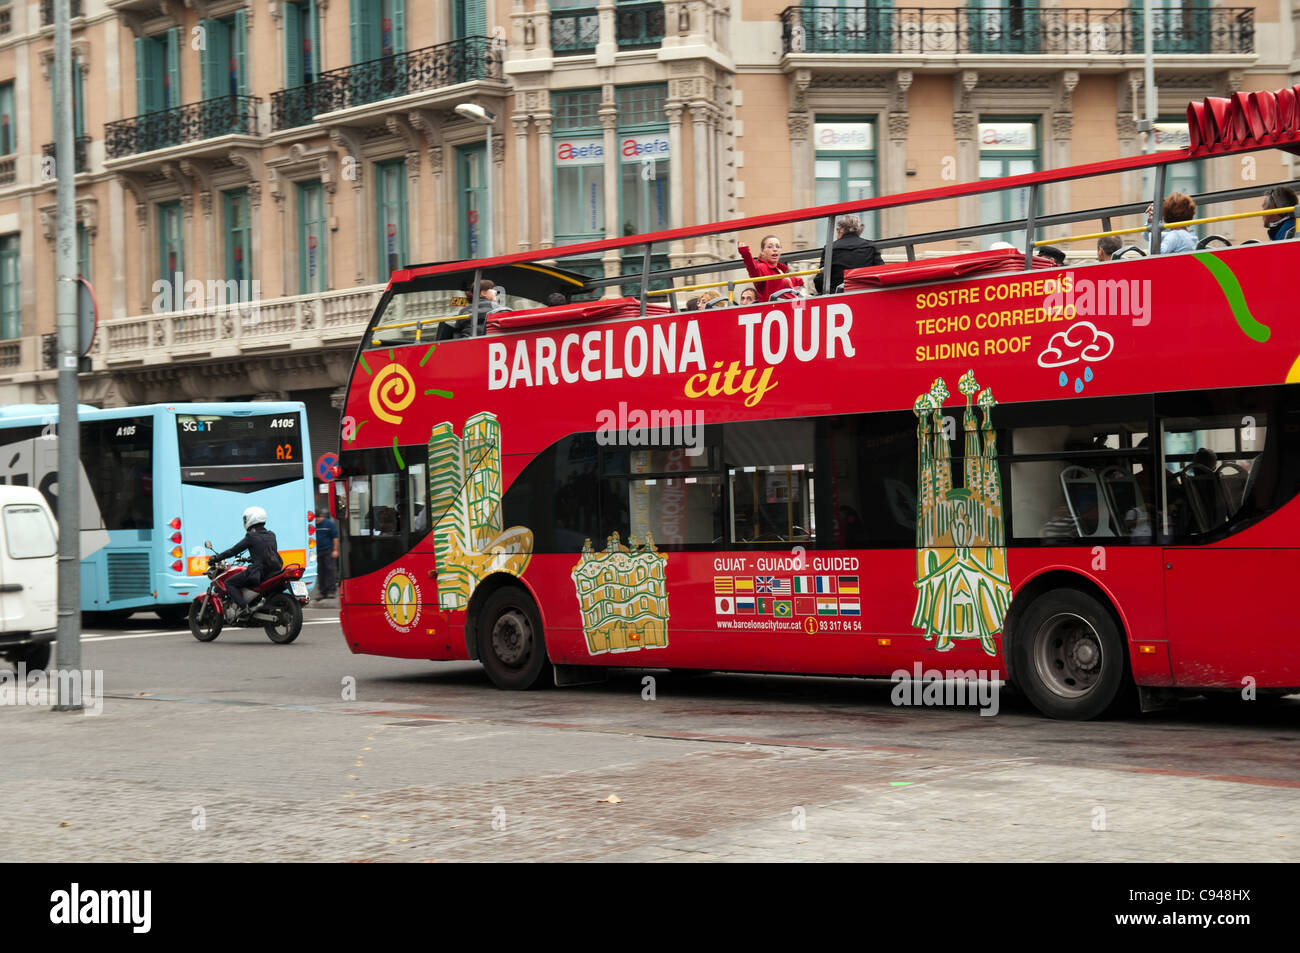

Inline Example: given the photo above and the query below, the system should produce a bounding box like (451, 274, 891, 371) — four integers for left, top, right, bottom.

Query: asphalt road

(3, 606, 1297, 862)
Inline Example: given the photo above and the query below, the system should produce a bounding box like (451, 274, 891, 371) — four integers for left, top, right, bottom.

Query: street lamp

(455, 102, 496, 258)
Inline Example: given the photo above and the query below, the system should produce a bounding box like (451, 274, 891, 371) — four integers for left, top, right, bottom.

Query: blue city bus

(0, 402, 317, 622)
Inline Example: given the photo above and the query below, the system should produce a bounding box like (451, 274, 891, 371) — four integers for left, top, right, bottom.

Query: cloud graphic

(1036, 321, 1115, 369)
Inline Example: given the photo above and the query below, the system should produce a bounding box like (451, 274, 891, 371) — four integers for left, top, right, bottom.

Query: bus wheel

(1009, 588, 1129, 720)
(478, 586, 551, 690)
(155, 606, 189, 627)
(188, 600, 223, 643)
(14, 641, 51, 672)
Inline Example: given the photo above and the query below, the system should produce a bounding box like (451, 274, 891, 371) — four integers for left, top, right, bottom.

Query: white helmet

(242, 506, 268, 530)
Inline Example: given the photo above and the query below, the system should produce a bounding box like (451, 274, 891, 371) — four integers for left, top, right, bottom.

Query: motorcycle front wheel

(188, 598, 223, 642)
(263, 592, 303, 644)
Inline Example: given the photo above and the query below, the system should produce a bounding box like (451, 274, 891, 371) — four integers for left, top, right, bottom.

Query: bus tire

(1008, 587, 1129, 721)
(477, 586, 551, 690)
(188, 599, 223, 642)
(155, 606, 189, 626)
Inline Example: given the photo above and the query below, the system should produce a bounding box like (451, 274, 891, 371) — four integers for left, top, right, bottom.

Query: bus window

(338, 444, 433, 579)
(724, 420, 816, 546)
(80, 418, 154, 530)
(601, 442, 724, 549)
(823, 412, 915, 548)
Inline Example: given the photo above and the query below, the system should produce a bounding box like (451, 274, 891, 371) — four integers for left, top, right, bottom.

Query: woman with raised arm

(738, 234, 797, 303)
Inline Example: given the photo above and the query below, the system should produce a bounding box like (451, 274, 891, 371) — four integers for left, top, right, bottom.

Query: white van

(0, 486, 58, 671)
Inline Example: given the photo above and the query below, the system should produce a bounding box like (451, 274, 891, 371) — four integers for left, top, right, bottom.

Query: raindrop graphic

(1084, 366, 1094, 382)
(1074, 377, 1084, 394)
(1058, 370, 1067, 387)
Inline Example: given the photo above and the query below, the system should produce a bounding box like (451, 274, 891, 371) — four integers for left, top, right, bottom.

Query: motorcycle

(188, 541, 309, 644)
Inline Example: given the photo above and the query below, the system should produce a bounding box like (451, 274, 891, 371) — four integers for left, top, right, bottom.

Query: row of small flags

(714, 595, 860, 617)
(715, 575, 859, 596)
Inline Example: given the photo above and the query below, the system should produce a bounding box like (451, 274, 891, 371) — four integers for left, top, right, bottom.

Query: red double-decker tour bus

(335, 89, 1300, 719)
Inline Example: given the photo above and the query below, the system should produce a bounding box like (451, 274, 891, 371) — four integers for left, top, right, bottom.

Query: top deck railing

(373, 98, 1300, 344)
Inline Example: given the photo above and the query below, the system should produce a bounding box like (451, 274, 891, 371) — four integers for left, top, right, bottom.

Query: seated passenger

(546, 291, 569, 306)
(738, 235, 796, 303)
(437, 279, 507, 340)
(696, 290, 723, 309)
(1097, 235, 1122, 261)
(1156, 193, 1197, 254)
(738, 285, 758, 306)
(813, 214, 884, 295)
(1262, 186, 1297, 241)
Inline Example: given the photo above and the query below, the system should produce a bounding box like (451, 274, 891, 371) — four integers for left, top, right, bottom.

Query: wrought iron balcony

(307, 36, 501, 118)
(41, 0, 84, 26)
(616, 2, 665, 49)
(271, 83, 328, 131)
(42, 136, 90, 176)
(780, 6, 1255, 56)
(552, 7, 599, 54)
(105, 95, 260, 159)
(0, 156, 14, 187)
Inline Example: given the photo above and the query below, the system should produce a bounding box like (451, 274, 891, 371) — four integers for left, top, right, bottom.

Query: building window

(157, 201, 184, 303)
(551, 0, 599, 55)
(456, 142, 486, 259)
(284, 0, 321, 88)
(200, 12, 248, 100)
(1144, 118, 1201, 202)
(298, 180, 327, 293)
(0, 234, 18, 339)
(967, 0, 1040, 54)
(375, 159, 408, 278)
(350, 0, 404, 62)
(977, 117, 1039, 248)
(813, 117, 878, 243)
(135, 29, 179, 114)
(554, 89, 605, 244)
(0, 82, 14, 155)
(223, 189, 252, 293)
(453, 0, 486, 38)
(616, 84, 669, 237)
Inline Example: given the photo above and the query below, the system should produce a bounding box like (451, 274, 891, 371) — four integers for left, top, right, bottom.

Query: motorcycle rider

(214, 506, 283, 621)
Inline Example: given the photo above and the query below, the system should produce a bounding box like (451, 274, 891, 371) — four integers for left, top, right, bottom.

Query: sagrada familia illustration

(912, 370, 1012, 656)
(428, 412, 533, 610)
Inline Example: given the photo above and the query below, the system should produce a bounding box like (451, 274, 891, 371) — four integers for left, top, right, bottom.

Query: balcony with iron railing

(42, 136, 91, 176)
(41, 0, 84, 26)
(275, 36, 501, 128)
(551, 7, 599, 54)
(105, 95, 260, 160)
(780, 6, 1255, 56)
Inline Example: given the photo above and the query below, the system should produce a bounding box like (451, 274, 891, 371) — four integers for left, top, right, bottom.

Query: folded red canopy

(486, 296, 672, 333)
(844, 248, 1057, 290)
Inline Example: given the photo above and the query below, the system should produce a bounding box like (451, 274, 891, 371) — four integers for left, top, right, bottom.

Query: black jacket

(814, 233, 885, 295)
(216, 526, 283, 582)
(437, 299, 506, 341)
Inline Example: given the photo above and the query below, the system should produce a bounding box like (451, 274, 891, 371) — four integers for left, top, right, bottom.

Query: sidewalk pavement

(4, 691, 1296, 862)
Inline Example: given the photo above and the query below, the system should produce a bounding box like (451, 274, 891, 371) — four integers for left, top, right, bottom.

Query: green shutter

(307, 0, 320, 79)
(166, 28, 179, 108)
(285, 2, 302, 88)
(199, 19, 215, 100)
(234, 9, 248, 97)
(73, 64, 85, 139)
(135, 36, 152, 113)
(392, 0, 404, 52)
(350, 0, 375, 63)
(966, 0, 984, 54)
(456, 0, 485, 38)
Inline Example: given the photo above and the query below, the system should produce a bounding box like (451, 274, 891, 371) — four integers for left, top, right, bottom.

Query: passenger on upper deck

(1263, 186, 1297, 241)
(738, 235, 796, 303)
(547, 292, 569, 306)
(1097, 235, 1123, 261)
(437, 278, 507, 341)
(812, 214, 884, 295)
(738, 286, 757, 306)
(1153, 193, 1197, 254)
